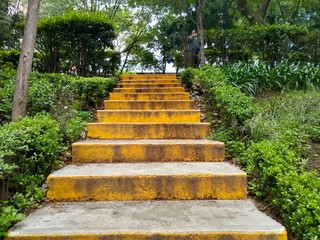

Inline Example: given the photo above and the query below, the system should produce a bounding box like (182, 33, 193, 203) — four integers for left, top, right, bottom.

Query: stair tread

(74, 139, 222, 145)
(97, 110, 200, 112)
(49, 162, 244, 177)
(8, 200, 286, 237)
(88, 122, 209, 125)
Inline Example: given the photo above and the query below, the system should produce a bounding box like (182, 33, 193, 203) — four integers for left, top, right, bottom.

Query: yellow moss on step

(47, 174, 247, 201)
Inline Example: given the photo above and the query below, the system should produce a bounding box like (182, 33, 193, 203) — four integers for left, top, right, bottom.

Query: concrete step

(87, 123, 210, 139)
(110, 93, 189, 100)
(104, 100, 195, 110)
(118, 83, 182, 88)
(72, 139, 225, 163)
(7, 200, 287, 240)
(46, 162, 247, 201)
(120, 80, 179, 84)
(96, 110, 200, 123)
(120, 74, 177, 80)
(113, 87, 185, 93)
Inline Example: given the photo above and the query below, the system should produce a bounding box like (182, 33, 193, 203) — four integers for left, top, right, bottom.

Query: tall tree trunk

(196, 0, 205, 66)
(11, 0, 40, 121)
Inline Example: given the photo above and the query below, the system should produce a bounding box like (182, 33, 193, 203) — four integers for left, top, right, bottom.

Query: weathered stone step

(87, 123, 210, 139)
(118, 83, 182, 88)
(104, 100, 195, 110)
(110, 93, 189, 100)
(113, 87, 185, 93)
(72, 139, 225, 163)
(120, 80, 179, 84)
(46, 162, 247, 201)
(7, 200, 287, 240)
(96, 110, 200, 123)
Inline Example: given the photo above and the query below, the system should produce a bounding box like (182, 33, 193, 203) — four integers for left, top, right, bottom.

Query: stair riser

(120, 80, 179, 84)
(118, 83, 182, 88)
(72, 143, 225, 163)
(6, 232, 288, 240)
(87, 123, 210, 139)
(47, 175, 247, 201)
(113, 88, 185, 93)
(110, 93, 189, 100)
(120, 75, 177, 81)
(96, 111, 200, 123)
(104, 101, 195, 110)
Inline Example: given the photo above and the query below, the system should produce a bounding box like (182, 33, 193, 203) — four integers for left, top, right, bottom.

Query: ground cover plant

(181, 63, 320, 239)
(0, 65, 118, 237)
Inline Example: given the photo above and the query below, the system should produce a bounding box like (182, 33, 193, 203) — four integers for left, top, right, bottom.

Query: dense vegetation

(181, 64, 320, 239)
(205, 25, 320, 66)
(0, 65, 118, 237)
(1, 0, 320, 239)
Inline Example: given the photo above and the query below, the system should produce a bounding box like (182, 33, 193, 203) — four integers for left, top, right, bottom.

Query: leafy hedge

(183, 65, 320, 239)
(0, 66, 118, 237)
(0, 50, 20, 67)
(0, 68, 118, 125)
(37, 11, 119, 76)
(181, 67, 256, 127)
(0, 114, 63, 237)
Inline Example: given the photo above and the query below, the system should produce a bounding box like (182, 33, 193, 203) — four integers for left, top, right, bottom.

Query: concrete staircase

(7, 74, 287, 239)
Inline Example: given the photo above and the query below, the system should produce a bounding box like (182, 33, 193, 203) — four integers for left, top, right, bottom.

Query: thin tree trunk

(196, 0, 205, 66)
(11, 0, 40, 121)
(120, 50, 131, 74)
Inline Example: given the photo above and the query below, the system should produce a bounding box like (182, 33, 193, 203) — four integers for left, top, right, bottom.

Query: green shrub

(179, 68, 196, 89)
(37, 11, 118, 76)
(0, 68, 118, 125)
(208, 128, 245, 159)
(0, 50, 20, 67)
(0, 67, 15, 124)
(195, 66, 256, 127)
(274, 171, 320, 239)
(0, 113, 64, 198)
(241, 140, 320, 239)
(70, 76, 118, 110)
(58, 110, 92, 144)
(197, 64, 320, 239)
(0, 205, 25, 238)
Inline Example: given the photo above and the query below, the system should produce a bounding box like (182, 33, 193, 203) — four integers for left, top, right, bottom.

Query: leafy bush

(0, 113, 64, 185)
(241, 140, 320, 239)
(37, 11, 118, 76)
(179, 68, 197, 89)
(195, 66, 256, 127)
(194, 64, 320, 239)
(0, 114, 63, 237)
(274, 171, 320, 239)
(70, 76, 118, 110)
(0, 205, 25, 238)
(0, 67, 15, 124)
(0, 50, 20, 67)
(0, 68, 118, 125)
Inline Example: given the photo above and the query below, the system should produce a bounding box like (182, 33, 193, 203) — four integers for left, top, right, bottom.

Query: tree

(235, 0, 272, 25)
(11, 0, 40, 121)
(37, 11, 117, 76)
(0, 0, 23, 49)
(129, 0, 206, 66)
